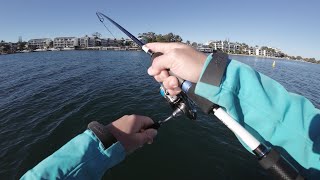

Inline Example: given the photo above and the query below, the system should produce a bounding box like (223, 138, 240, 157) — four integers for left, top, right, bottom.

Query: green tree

(139, 32, 183, 43)
(18, 42, 27, 50)
(49, 41, 53, 48)
(28, 45, 37, 50)
(304, 58, 316, 63)
(124, 40, 133, 46)
(156, 34, 165, 42)
(163, 33, 173, 42)
(173, 35, 182, 42)
(186, 40, 191, 45)
(92, 32, 102, 39)
(138, 32, 156, 43)
(1, 44, 11, 53)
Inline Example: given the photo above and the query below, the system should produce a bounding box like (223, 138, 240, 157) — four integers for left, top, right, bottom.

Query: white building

(208, 40, 240, 52)
(27, 38, 52, 49)
(79, 36, 96, 48)
(53, 37, 78, 49)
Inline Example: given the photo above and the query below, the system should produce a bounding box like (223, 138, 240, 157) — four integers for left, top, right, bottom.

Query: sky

(1, 0, 319, 59)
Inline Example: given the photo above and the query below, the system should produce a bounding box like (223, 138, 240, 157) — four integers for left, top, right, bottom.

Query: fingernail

(147, 129, 158, 137)
(174, 87, 181, 93)
(147, 67, 153, 75)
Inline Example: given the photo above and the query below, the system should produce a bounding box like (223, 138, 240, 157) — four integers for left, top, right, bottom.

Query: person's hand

(106, 115, 157, 154)
(146, 42, 207, 95)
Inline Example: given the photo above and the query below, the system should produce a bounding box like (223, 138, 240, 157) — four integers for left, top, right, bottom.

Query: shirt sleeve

(21, 129, 126, 180)
(195, 55, 320, 171)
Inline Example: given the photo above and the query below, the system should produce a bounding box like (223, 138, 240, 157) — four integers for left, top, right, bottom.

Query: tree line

(1, 34, 319, 64)
(138, 32, 183, 43)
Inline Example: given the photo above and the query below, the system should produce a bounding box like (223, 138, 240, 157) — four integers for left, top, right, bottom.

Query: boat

(272, 60, 276, 68)
(21, 50, 31, 53)
(62, 47, 75, 51)
(48, 48, 60, 51)
(33, 49, 48, 52)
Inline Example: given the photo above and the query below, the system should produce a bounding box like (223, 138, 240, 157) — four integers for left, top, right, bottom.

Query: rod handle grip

(259, 149, 304, 180)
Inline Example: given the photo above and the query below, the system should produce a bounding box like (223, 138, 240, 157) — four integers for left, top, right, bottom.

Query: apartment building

(53, 37, 78, 48)
(27, 38, 52, 49)
(208, 40, 240, 52)
(79, 36, 96, 48)
(100, 38, 119, 47)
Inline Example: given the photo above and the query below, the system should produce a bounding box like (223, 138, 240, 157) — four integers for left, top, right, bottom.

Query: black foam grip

(186, 82, 218, 114)
(259, 149, 304, 180)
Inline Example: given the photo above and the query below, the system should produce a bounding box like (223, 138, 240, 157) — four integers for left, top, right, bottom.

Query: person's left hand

(106, 115, 158, 154)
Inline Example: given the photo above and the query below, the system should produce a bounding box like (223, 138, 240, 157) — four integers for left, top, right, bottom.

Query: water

(0, 51, 319, 179)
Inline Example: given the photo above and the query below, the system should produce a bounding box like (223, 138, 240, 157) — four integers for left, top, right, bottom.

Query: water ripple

(0, 51, 318, 179)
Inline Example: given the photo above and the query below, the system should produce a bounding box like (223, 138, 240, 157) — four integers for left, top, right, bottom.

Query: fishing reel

(159, 85, 197, 120)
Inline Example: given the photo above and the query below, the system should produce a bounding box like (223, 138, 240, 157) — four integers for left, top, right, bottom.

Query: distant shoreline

(0, 49, 317, 64)
(229, 53, 316, 63)
(230, 53, 288, 60)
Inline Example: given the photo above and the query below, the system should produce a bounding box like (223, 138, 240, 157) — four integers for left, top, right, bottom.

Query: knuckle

(163, 78, 170, 87)
(154, 75, 162, 82)
(126, 114, 137, 123)
(152, 57, 160, 67)
(129, 114, 137, 120)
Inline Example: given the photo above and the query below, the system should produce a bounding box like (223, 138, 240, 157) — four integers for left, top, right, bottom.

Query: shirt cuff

(85, 129, 126, 168)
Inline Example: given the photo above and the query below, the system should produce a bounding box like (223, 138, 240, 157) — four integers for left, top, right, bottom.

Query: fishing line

(97, 14, 117, 39)
(96, 13, 161, 86)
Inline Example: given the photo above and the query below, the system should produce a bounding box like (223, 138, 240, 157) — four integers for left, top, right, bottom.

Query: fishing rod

(96, 12, 197, 127)
(96, 12, 304, 180)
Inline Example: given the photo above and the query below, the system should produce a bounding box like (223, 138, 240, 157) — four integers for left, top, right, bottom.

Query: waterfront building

(27, 38, 52, 49)
(53, 37, 78, 49)
(208, 40, 223, 51)
(208, 40, 241, 53)
(79, 36, 96, 48)
(248, 47, 256, 55)
(100, 38, 119, 47)
(196, 44, 212, 53)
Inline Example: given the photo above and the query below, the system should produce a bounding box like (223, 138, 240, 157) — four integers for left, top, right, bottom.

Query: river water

(0, 51, 319, 179)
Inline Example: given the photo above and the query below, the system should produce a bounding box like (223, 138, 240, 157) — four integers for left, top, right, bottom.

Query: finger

(135, 129, 158, 146)
(144, 129, 158, 144)
(167, 88, 181, 96)
(147, 66, 158, 76)
(153, 70, 169, 82)
(133, 115, 154, 129)
(146, 42, 179, 54)
(150, 53, 173, 72)
(163, 76, 179, 89)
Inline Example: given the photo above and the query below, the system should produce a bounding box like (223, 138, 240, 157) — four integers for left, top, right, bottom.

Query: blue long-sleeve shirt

(21, 55, 320, 179)
(21, 130, 126, 179)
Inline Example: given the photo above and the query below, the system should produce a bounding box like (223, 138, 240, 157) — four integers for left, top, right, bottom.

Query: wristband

(88, 121, 117, 150)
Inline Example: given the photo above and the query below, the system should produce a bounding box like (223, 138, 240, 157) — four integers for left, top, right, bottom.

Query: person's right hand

(146, 42, 207, 95)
